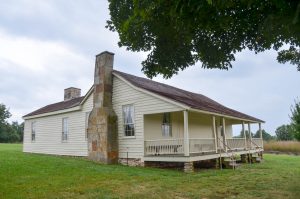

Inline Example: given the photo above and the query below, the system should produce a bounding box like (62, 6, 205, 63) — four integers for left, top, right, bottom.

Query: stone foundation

(144, 161, 184, 169)
(194, 159, 217, 169)
(119, 158, 144, 167)
(144, 159, 219, 171)
(241, 154, 248, 163)
(184, 162, 194, 173)
(215, 157, 221, 169)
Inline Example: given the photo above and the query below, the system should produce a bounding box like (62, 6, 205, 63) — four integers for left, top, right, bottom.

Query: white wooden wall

(23, 75, 234, 158)
(144, 112, 233, 140)
(112, 76, 184, 159)
(23, 94, 93, 156)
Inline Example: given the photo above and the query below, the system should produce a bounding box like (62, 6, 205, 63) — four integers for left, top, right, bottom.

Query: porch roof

(113, 70, 264, 123)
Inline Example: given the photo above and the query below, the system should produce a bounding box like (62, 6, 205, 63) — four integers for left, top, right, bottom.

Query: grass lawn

(1, 144, 300, 199)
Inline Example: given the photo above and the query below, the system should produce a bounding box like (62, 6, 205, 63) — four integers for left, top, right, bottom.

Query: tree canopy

(275, 124, 294, 141)
(107, 0, 300, 78)
(0, 103, 23, 143)
(253, 129, 275, 141)
(290, 99, 300, 141)
(0, 103, 11, 124)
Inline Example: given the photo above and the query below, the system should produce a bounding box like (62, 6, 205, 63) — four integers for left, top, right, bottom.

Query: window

(162, 113, 172, 137)
(31, 122, 36, 141)
(62, 118, 68, 141)
(85, 112, 91, 139)
(122, 105, 135, 136)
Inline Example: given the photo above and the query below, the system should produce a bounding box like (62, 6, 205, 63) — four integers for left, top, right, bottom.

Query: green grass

(264, 141, 300, 153)
(1, 144, 300, 199)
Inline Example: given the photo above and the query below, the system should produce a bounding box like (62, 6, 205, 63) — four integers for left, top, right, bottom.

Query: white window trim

(31, 121, 36, 142)
(122, 104, 135, 137)
(121, 135, 136, 139)
(62, 117, 68, 142)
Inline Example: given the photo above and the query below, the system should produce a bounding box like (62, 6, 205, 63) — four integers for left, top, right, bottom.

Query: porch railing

(144, 137, 263, 156)
(189, 138, 216, 153)
(144, 139, 184, 155)
(226, 138, 246, 150)
(251, 138, 263, 148)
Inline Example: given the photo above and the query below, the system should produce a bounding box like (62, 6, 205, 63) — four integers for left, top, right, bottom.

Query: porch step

(251, 156, 262, 163)
(223, 159, 241, 169)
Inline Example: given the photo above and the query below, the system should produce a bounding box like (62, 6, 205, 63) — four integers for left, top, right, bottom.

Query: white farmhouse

(23, 51, 264, 172)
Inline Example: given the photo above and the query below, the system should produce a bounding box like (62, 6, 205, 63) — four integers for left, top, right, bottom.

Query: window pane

(31, 122, 36, 141)
(62, 118, 68, 141)
(123, 105, 134, 136)
(162, 113, 172, 137)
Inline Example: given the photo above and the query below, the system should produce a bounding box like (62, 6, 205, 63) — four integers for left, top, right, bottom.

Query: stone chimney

(64, 87, 81, 101)
(87, 51, 118, 164)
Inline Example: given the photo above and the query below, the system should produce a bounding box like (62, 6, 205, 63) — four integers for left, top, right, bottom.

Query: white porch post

(212, 116, 218, 153)
(248, 123, 252, 149)
(222, 117, 228, 152)
(242, 121, 247, 149)
(259, 123, 264, 148)
(183, 110, 190, 156)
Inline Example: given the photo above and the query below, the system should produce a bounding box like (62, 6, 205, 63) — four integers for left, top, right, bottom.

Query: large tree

(275, 124, 294, 141)
(0, 103, 22, 143)
(290, 99, 300, 141)
(107, 0, 300, 78)
(253, 129, 275, 141)
(0, 103, 11, 124)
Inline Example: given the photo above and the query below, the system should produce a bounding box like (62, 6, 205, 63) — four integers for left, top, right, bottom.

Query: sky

(0, 0, 299, 135)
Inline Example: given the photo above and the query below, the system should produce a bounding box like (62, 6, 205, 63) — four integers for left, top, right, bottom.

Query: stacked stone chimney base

(88, 107, 118, 164)
(87, 51, 118, 164)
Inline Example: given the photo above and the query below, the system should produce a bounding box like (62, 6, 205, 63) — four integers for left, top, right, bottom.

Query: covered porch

(143, 110, 263, 162)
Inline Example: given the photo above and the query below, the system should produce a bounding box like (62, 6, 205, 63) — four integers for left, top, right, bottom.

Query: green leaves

(290, 99, 300, 141)
(0, 103, 11, 125)
(0, 104, 23, 143)
(275, 124, 294, 141)
(277, 46, 300, 71)
(107, 0, 300, 78)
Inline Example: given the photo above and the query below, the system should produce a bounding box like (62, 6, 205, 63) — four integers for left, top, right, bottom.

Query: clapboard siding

(23, 75, 184, 158)
(112, 76, 184, 159)
(23, 94, 93, 156)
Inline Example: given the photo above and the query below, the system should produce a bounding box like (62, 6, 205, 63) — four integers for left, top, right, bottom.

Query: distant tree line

(234, 99, 300, 142)
(0, 103, 23, 143)
(275, 99, 300, 141)
(234, 129, 276, 142)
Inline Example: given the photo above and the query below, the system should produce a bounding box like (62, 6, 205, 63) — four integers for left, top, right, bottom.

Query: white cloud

(0, 29, 93, 122)
(0, 0, 299, 136)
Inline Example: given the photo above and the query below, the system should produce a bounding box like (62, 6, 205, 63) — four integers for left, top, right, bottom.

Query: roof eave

(190, 108, 265, 123)
(23, 106, 81, 120)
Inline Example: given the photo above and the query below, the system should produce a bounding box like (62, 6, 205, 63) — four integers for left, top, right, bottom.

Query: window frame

(31, 121, 36, 142)
(62, 117, 68, 142)
(162, 113, 172, 137)
(122, 104, 135, 137)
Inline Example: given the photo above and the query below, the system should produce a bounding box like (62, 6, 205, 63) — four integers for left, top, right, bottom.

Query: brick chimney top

(96, 51, 114, 57)
(64, 87, 81, 101)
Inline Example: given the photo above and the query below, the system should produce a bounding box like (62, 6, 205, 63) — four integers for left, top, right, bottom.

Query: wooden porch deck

(144, 149, 263, 162)
(143, 138, 263, 162)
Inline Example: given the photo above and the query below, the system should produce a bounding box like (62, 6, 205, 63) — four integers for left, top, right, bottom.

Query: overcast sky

(0, 0, 299, 135)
